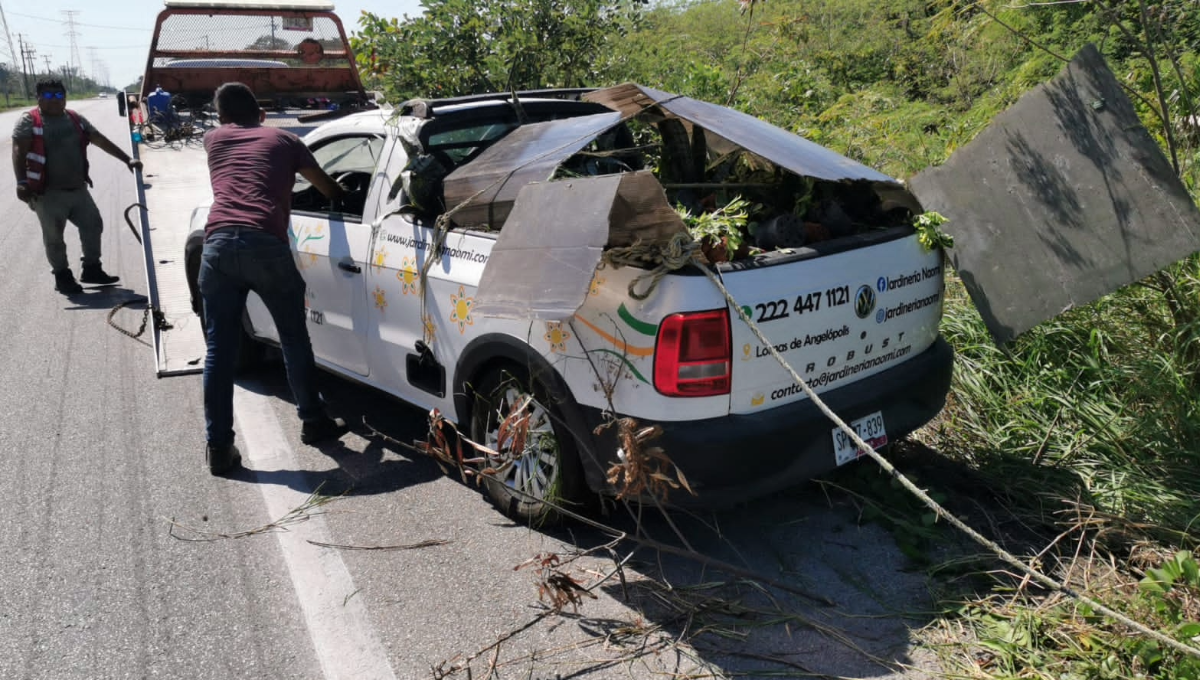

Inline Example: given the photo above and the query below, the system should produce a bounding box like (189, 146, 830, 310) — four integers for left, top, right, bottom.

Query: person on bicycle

(145, 85, 181, 134)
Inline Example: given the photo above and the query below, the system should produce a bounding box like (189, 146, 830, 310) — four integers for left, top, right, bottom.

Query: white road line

(234, 384, 398, 680)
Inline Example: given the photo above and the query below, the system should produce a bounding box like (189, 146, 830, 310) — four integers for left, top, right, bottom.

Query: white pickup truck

(182, 85, 952, 523)
(130, 2, 951, 523)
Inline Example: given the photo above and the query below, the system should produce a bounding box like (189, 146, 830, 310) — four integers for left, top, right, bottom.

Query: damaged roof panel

(474, 171, 685, 320)
(442, 111, 622, 230)
(584, 83, 901, 186)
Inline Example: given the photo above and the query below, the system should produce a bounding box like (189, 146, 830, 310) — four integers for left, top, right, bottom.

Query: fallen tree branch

(364, 415, 836, 608)
(307, 539, 451, 551)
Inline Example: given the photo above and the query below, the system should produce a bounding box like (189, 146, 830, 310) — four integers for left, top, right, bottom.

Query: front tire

(468, 365, 586, 525)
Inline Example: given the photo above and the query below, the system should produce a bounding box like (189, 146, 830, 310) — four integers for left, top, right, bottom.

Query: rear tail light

(654, 309, 731, 397)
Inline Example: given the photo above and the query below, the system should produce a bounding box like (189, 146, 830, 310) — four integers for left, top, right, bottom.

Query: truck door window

(292, 134, 385, 220)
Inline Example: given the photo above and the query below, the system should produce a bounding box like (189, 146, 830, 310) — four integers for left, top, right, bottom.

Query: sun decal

(372, 246, 389, 272)
(544, 322, 572, 353)
(290, 224, 328, 270)
(589, 274, 606, 297)
(295, 247, 312, 270)
(296, 247, 318, 269)
(373, 286, 387, 311)
(397, 256, 419, 295)
(422, 312, 437, 344)
(449, 285, 474, 334)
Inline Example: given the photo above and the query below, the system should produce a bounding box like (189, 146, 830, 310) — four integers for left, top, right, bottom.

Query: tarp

(584, 83, 903, 187)
(909, 44, 1200, 344)
(473, 171, 685, 320)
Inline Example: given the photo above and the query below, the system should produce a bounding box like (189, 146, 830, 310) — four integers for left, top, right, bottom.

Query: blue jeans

(199, 227, 324, 447)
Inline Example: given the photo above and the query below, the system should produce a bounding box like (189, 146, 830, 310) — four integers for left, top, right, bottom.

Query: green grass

(887, 259, 1200, 678)
(1, 96, 38, 112)
(933, 265, 1200, 539)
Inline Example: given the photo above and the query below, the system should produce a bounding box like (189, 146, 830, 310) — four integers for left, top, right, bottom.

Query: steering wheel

(332, 171, 370, 213)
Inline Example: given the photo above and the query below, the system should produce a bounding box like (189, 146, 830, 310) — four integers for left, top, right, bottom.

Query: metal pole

(127, 137, 167, 377)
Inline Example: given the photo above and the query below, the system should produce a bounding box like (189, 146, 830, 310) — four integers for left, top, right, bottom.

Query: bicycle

(139, 108, 208, 150)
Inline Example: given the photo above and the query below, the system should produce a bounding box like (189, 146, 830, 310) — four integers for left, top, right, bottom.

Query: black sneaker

(206, 443, 242, 475)
(54, 269, 83, 294)
(80, 265, 119, 285)
(300, 416, 350, 445)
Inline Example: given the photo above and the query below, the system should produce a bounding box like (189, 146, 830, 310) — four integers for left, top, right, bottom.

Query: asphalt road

(0, 97, 944, 680)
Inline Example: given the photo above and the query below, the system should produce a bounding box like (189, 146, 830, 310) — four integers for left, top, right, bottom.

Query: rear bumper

(578, 337, 953, 507)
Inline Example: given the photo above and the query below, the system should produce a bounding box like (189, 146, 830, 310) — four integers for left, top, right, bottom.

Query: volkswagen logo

(854, 285, 876, 319)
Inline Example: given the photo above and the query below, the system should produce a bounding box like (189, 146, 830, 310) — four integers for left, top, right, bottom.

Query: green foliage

(350, 1, 644, 101)
(676, 196, 751, 256)
(941, 551, 1200, 679)
(914, 211, 953, 251)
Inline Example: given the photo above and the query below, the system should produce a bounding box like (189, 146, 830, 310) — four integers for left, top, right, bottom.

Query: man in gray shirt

(12, 78, 142, 294)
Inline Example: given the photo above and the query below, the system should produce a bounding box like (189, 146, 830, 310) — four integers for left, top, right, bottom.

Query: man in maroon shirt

(200, 82, 348, 475)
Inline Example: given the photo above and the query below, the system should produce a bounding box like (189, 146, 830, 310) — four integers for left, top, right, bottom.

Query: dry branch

(166, 487, 337, 542)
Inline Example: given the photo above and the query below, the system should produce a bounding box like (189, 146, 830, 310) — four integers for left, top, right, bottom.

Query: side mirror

(117, 91, 127, 117)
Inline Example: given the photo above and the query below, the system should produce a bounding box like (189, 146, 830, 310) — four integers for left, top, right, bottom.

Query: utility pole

(62, 10, 82, 92)
(17, 33, 33, 97)
(42, 54, 52, 78)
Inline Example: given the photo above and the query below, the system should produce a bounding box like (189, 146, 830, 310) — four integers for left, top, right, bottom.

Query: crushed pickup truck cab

(181, 79, 952, 522)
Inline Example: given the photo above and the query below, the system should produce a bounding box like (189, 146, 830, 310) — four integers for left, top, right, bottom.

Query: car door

(285, 133, 384, 377)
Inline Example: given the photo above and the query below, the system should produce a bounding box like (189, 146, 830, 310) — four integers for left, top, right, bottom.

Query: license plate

(832, 411, 887, 466)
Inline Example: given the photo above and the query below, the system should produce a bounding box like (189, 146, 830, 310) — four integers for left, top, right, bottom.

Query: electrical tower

(62, 10, 82, 90)
(87, 46, 97, 84)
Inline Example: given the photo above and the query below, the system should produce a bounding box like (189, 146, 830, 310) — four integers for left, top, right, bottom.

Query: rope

(619, 238, 1200, 660)
(601, 231, 700, 300)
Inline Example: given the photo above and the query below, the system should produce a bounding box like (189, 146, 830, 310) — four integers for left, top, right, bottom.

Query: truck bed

(136, 111, 321, 376)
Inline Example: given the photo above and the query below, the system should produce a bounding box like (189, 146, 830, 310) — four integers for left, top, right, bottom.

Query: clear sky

(3, 0, 424, 89)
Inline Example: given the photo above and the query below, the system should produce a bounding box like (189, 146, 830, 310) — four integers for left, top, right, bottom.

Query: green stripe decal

(589, 349, 650, 384)
(618, 303, 658, 337)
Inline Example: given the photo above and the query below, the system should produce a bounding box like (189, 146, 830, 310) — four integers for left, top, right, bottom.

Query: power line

(36, 43, 142, 50)
(8, 9, 148, 31)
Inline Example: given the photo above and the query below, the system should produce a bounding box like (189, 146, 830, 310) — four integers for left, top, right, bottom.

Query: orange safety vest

(26, 108, 91, 194)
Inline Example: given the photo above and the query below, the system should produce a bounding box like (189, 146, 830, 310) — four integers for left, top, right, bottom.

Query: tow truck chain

(107, 300, 150, 340)
(107, 300, 174, 340)
(112, 201, 178, 341)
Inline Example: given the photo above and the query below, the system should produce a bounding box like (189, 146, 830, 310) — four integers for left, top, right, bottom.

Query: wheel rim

(484, 385, 560, 502)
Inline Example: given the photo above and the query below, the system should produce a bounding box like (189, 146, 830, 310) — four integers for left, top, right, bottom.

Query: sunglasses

(39, 92, 66, 100)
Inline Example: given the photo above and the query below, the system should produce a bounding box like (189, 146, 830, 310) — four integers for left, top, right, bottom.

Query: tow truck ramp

(130, 139, 212, 377)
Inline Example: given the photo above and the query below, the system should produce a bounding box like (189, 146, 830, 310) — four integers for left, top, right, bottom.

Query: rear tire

(468, 365, 587, 525)
(185, 230, 263, 374)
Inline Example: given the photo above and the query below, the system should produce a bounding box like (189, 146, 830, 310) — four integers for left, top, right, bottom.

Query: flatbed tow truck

(121, 0, 372, 376)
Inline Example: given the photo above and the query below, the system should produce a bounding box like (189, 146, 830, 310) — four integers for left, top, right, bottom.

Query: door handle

(338, 261, 362, 274)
